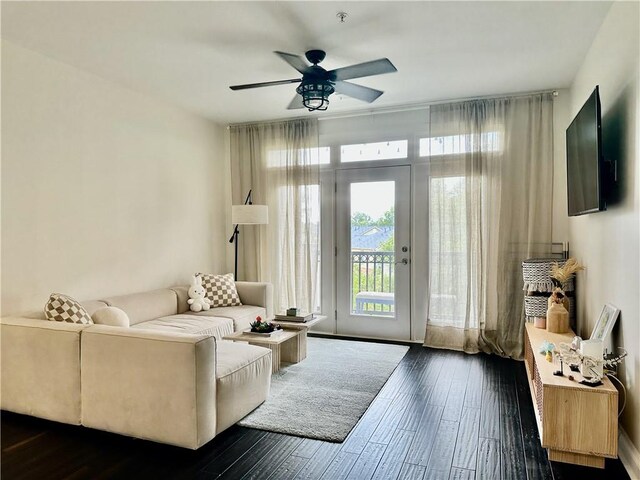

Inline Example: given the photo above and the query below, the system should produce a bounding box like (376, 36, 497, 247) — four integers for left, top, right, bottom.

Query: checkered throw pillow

(44, 293, 93, 325)
(197, 273, 242, 308)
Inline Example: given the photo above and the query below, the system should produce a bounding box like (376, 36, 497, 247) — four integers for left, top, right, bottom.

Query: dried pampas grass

(550, 257, 585, 285)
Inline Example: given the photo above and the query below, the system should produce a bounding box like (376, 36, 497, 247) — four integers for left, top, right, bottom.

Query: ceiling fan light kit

(229, 49, 397, 112)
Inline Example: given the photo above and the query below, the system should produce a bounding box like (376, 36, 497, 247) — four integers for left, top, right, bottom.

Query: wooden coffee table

(222, 329, 302, 373)
(223, 316, 327, 373)
(271, 315, 327, 363)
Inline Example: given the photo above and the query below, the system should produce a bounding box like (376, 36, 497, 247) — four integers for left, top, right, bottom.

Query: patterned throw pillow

(197, 273, 242, 308)
(44, 293, 93, 325)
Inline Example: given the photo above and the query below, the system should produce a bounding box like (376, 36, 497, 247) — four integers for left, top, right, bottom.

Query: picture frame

(590, 304, 620, 342)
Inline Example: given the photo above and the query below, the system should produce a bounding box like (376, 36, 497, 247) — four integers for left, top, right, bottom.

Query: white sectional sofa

(0, 282, 273, 449)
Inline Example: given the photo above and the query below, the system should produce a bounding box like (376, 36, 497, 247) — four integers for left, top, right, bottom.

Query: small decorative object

(590, 304, 620, 342)
(555, 342, 628, 387)
(539, 340, 555, 362)
(550, 257, 585, 290)
(286, 307, 299, 317)
(187, 275, 211, 312)
(533, 316, 546, 329)
(249, 316, 282, 334)
(539, 340, 555, 354)
(547, 287, 570, 313)
(546, 300, 570, 334)
(571, 335, 582, 350)
(553, 351, 565, 376)
(580, 339, 604, 379)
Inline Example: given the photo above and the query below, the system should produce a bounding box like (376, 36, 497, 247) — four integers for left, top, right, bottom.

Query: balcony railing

(351, 251, 395, 315)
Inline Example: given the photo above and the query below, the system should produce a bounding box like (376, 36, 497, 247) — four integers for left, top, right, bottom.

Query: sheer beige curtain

(425, 93, 554, 357)
(230, 118, 320, 314)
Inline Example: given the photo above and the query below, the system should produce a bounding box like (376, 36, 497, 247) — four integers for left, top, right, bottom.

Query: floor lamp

(229, 190, 268, 280)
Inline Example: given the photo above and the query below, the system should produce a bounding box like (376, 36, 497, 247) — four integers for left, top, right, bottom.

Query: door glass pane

(341, 140, 408, 163)
(350, 181, 395, 316)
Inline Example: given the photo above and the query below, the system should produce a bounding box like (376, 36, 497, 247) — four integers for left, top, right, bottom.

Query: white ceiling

(1, 1, 611, 124)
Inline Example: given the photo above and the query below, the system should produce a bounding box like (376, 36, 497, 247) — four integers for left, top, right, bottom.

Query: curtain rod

(316, 88, 559, 121)
(228, 88, 559, 127)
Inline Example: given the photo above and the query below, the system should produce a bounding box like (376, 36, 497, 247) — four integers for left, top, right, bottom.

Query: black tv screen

(566, 86, 605, 216)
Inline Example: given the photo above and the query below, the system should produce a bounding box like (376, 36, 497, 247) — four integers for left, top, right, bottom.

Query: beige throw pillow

(197, 273, 242, 307)
(92, 307, 130, 327)
(44, 293, 93, 325)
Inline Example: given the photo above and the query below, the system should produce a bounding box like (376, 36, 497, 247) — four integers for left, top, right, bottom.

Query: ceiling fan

(229, 50, 397, 112)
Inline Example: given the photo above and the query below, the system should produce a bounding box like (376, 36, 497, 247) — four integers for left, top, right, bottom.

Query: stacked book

(274, 312, 315, 323)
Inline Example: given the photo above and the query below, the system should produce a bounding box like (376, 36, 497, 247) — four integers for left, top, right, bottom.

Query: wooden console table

(523, 323, 618, 468)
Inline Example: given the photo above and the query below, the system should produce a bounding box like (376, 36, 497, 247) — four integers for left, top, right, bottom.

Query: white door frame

(334, 165, 411, 340)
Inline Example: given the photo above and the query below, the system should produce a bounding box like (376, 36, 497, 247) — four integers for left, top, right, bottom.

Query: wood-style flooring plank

(217, 432, 292, 479)
(342, 396, 393, 454)
(369, 393, 414, 445)
(423, 470, 449, 480)
(463, 355, 484, 409)
(292, 438, 324, 459)
(478, 388, 500, 440)
(203, 429, 269, 476)
(293, 441, 342, 480)
(319, 450, 359, 480)
(425, 419, 459, 473)
(397, 463, 426, 480)
(345, 442, 386, 480)
(441, 380, 467, 422)
(449, 467, 474, 480)
(514, 363, 553, 480)
(238, 435, 303, 480)
(498, 361, 527, 480)
(265, 454, 310, 480)
(371, 429, 415, 480)
(451, 407, 480, 471)
(404, 404, 444, 466)
(476, 437, 500, 480)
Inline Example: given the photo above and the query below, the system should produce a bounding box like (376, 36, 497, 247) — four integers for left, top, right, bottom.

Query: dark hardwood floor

(1, 342, 630, 480)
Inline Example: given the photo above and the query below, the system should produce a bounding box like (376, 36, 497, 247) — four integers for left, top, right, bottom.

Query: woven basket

(522, 258, 575, 293)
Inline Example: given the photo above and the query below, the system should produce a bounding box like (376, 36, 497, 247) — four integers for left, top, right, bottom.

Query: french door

(335, 166, 411, 340)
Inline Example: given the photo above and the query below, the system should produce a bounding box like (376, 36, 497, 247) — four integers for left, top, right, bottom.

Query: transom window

(341, 140, 408, 163)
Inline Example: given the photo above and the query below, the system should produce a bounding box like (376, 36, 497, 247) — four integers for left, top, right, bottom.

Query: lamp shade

(232, 205, 268, 225)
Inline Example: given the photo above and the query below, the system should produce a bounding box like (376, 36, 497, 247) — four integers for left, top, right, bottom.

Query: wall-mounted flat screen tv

(566, 86, 605, 216)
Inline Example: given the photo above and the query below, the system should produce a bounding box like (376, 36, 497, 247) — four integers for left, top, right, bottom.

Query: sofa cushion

(132, 314, 233, 340)
(190, 305, 266, 332)
(45, 293, 93, 325)
(101, 289, 178, 326)
(215, 341, 271, 433)
(170, 285, 191, 314)
(198, 273, 242, 307)
(92, 307, 130, 327)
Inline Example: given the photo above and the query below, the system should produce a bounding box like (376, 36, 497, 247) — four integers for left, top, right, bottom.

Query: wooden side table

(272, 315, 327, 362)
(523, 323, 618, 468)
(223, 330, 301, 373)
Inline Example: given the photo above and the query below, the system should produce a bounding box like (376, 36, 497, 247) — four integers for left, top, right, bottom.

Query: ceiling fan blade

(287, 95, 305, 110)
(329, 58, 397, 81)
(334, 81, 384, 103)
(274, 51, 311, 74)
(229, 78, 301, 91)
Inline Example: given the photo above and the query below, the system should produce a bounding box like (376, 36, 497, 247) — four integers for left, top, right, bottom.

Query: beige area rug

(237, 337, 409, 442)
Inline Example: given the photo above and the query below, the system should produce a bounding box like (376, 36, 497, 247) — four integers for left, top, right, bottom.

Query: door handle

(395, 258, 408, 265)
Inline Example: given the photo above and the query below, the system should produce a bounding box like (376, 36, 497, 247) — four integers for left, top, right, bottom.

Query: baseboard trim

(620, 427, 640, 480)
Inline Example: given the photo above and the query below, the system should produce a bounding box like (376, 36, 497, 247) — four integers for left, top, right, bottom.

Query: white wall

(563, 1, 640, 463)
(1, 41, 228, 315)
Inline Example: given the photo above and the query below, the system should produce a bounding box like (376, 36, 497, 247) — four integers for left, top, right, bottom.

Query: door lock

(395, 258, 409, 265)
(401, 246, 409, 253)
